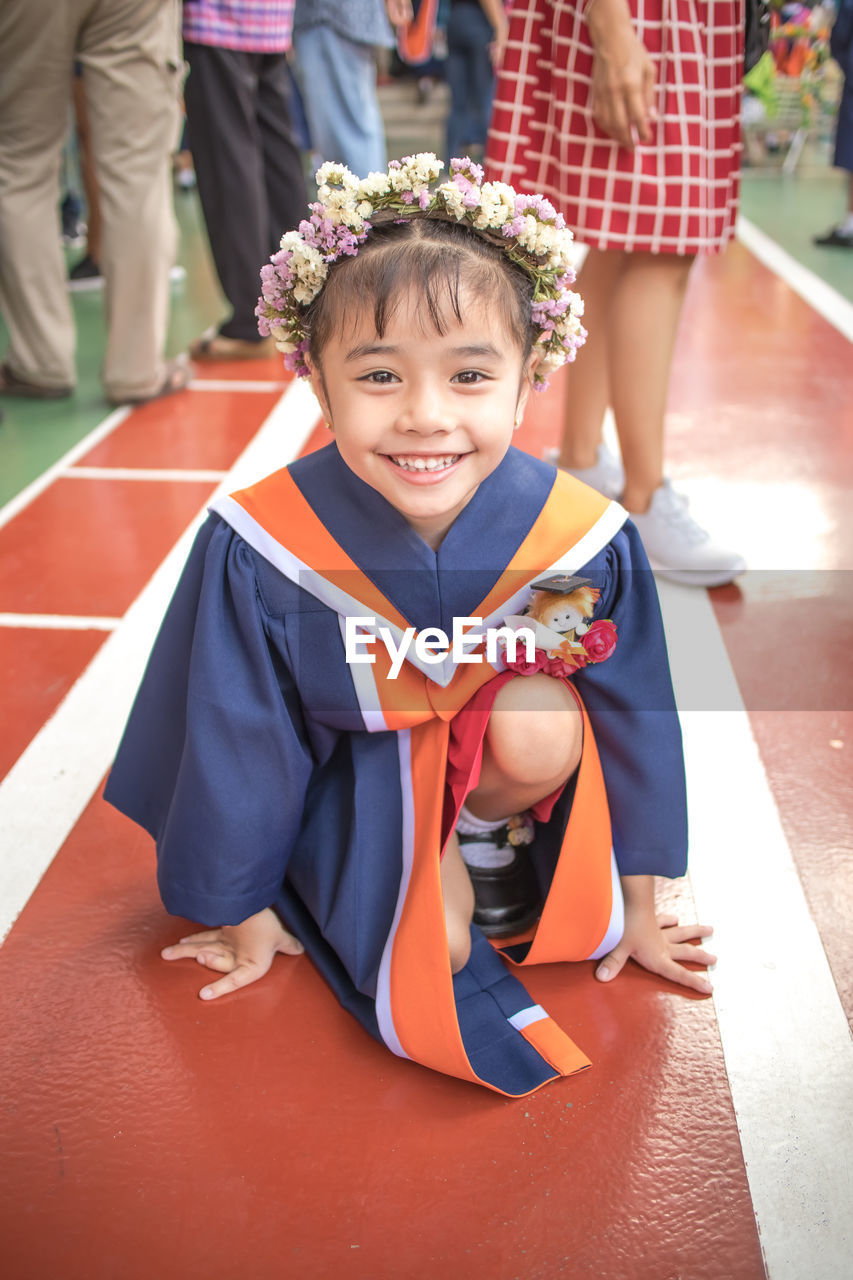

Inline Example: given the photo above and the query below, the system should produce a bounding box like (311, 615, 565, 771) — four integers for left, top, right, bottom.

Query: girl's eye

(360, 369, 399, 384)
(452, 370, 488, 385)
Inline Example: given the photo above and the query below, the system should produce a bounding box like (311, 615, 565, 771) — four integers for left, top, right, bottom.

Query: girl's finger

(162, 941, 210, 960)
(656, 912, 679, 928)
(661, 958, 713, 996)
(661, 923, 714, 944)
(195, 951, 235, 973)
(276, 933, 305, 957)
(669, 943, 718, 967)
(177, 929, 223, 944)
(595, 944, 629, 983)
(199, 961, 263, 1002)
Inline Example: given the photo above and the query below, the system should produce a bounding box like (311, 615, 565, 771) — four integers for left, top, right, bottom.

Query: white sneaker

(629, 480, 746, 587)
(543, 442, 625, 500)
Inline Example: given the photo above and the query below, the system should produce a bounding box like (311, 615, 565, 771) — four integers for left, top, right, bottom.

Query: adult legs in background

(0, 0, 81, 392)
(558, 247, 745, 584)
(184, 43, 307, 347)
(558, 248, 694, 512)
(292, 25, 386, 177)
(814, 36, 853, 247)
(79, 0, 182, 401)
(445, 1, 496, 160)
(0, 0, 182, 401)
(72, 72, 103, 266)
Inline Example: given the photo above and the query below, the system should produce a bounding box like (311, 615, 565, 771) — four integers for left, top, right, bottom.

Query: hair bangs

(305, 218, 537, 367)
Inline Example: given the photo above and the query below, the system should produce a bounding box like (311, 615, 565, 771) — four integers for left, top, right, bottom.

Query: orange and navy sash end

(519, 1016, 592, 1077)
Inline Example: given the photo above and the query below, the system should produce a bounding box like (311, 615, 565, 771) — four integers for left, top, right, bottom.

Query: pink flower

(504, 649, 549, 676)
(504, 648, 588, 679)
(580, 619, 618, 663)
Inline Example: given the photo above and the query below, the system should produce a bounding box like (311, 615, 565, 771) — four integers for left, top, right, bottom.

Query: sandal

(108, 354, 194, 407)
(189, 328, 277, 361)
(0, 362, 73, 400)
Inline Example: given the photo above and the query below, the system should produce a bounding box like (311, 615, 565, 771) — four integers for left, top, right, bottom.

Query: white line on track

(65, 466, 228, 482)
(0, 376, 321, 945)
(190, 378, 288, 393)
(659, 580, 853, 1280)
(737, 216, 853, 343)
(0, 614, 119, 630)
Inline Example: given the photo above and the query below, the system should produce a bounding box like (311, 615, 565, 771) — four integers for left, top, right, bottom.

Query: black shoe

(68, 254, 104, 291)
(458, 817, 541, 939)
(813, 227, 853, 248)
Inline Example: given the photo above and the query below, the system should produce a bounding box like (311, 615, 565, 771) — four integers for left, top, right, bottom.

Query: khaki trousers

(0, 0, 181, 399)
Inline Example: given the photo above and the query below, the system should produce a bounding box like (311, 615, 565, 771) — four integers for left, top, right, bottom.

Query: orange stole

(227, 466, 619, 1092)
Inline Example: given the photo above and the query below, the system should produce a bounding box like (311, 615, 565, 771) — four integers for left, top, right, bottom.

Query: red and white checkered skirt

(485, 0, 744, 255)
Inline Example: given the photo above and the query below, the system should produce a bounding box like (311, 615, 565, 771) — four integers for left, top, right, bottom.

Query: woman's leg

(606, 251, 695, 513)
(571, 248, 743, 583)
(557, 247, 625, 469)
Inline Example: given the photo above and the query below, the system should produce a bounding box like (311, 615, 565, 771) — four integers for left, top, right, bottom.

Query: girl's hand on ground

(161, 907, 304, 1001)
(596, 906, 717, 995)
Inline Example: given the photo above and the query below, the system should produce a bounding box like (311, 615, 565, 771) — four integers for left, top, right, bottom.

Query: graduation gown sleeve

(104, 514, 315, 927)
(574, 520, 688, 879)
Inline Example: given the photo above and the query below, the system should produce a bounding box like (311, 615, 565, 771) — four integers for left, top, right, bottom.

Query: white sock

(455, 804, 510, 836)
(456, 804, 515, 868)
(839, 213, 853, 235)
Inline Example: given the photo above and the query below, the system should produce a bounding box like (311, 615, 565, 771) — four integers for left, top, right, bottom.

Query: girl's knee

(487, 676, 583, 783)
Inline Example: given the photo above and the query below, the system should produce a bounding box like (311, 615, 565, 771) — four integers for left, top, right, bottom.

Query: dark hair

(304, 217, 537, 368)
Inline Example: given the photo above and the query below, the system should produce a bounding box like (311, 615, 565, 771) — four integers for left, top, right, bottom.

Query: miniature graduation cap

(530, 574, 594, 594)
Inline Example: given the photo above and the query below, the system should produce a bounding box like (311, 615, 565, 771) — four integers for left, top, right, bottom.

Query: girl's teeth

(391, 455, 459, 472)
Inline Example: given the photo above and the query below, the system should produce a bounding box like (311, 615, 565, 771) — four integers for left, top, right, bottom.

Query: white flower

(401, 153, 443, 188)
(272, 329, 298, 353)
(315, 162, 358, 191)
(357, 172, 392, 200)
(476, 182, 516, 230)
(516, 214, 541, 253)
(563, 289, 584, 317)
(435, 181, 466, 220)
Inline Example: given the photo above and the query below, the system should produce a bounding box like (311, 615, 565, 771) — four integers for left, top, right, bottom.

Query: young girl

(105, 155, 714, 1098)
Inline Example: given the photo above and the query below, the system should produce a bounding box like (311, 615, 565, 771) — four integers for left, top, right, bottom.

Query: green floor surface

(0, 194, 224, 509)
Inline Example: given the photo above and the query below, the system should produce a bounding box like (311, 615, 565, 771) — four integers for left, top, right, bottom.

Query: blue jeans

(293, 25, 386, 178)
(445, 4, 495, 162)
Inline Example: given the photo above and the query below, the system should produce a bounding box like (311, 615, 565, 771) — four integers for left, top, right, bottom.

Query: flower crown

(256, 154, 586, 389)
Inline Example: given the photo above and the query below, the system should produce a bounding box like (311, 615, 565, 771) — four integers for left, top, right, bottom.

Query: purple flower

(283, 339, 310, 378)
(503, 216, 526, 238)
(514, 193, 558, 222)
(450, 157, 484, 184)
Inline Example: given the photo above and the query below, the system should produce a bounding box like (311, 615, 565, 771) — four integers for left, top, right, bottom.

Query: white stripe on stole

(336, 616, 387, 733)
(373, 729, 417, 1059)
(586, 851, 625, 961)
(508, 1005, 549, 1032)
(212, 494, 629, 689)
(210, 496, 460, 687)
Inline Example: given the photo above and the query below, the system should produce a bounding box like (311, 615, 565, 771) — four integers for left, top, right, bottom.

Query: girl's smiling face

(309, 286, 535, 549)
